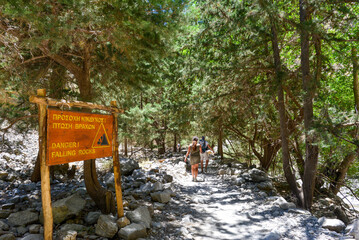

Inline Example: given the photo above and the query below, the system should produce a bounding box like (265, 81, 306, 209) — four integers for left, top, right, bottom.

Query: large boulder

(150, 191, 171, 203)
(319, 217, 346, 233)
(118, 223, 147, 240)
(95, 214, 118, 238)
(246, 168, 270, 183)
(8, 210, 39, 226)
(126, 206, 152, 228)
(41, 193, 86, 224)
(120, 158, 140, 176)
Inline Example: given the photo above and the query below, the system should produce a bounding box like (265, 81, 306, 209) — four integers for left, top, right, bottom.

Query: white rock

(319, 217, 346, 233)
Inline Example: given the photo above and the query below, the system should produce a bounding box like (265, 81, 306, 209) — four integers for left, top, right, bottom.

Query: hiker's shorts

(200, 151, 209, 161)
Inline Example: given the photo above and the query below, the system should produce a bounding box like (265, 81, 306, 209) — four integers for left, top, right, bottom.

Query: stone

(126, 206, 151, 228)
(235, 177, 245, 186)
(248, 168, 270, 182)
(28, 224, 41, 234)
(59, 224, 87, 233)
(8, 210, 39, 226)
(0, 234, 15, 240)
(153, 202, 165, 210)
(17, 225, 28, 235)
(263, 232, 281, 240)
(334, 206, 350, 225)
(56, 230, 77, 240)
(95, 214, 118, 238)
(0, 172, 8, 181)
(120, 158, 140, 176)
(41, 193, 86, 224)
(20, 234, 44, 240)
(117, 216, 131, 228)
(104, 173, 115, 191)
(139, 182, 153, 194)
(273, 197, 289, 210)
(143, 202, 154, 217)
(218, 169, 226, 175)
(150, 191, 171, 204)
(0, 220, 9, 231)
(163, 189, 176, 197)
(132, 169, 146, 182)
(1, 203, 15, 210)
(287, 202, 296, 209)
(85, 211, 101, 225)
(256, 181, 274, 192)
(0, 210, 11, 219)
(163, 174, 173, 182)
(319, 217, 346, 233)
(118, 223, 147, 240)
(152, 182, 164, 192)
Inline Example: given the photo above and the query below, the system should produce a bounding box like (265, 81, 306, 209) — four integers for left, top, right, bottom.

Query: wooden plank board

(47, 109, 113, 166)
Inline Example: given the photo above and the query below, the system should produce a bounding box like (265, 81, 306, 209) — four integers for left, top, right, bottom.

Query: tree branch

(0, 115, 38, 131)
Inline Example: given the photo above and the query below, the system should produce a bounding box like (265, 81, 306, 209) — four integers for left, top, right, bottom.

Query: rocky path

(0, 127, 358, 239)
(147, 161, 352, 240)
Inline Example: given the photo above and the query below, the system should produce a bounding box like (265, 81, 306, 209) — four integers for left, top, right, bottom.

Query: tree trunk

(270, 16, 304, 206)
(218, 120, 224, 160)
(31, 153, 41, 182)
(156, 135, 166, 155)
(173, 133, 177, 152)
(330, 152, 357, 195)
(249, 138, 280, 171)
(293, 136, 305, 178)
(300, 0, 319, 211)
(80, 45, 115, 214)
(353, 47, 359, 111)
(124, 138, 128, 157)
(31, 63, 66, 182)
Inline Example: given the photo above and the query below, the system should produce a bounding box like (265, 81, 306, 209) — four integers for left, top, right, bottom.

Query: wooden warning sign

(47, 109, 113, 166)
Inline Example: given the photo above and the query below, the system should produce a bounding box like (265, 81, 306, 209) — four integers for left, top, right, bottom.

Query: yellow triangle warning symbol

(92, 122, 111, 148)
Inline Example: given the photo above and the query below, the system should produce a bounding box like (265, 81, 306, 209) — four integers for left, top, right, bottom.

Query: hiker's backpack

(201, 140, 208, 152)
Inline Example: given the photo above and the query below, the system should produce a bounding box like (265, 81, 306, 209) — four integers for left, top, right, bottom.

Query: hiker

(184, 136, 202, 182)
(177, 143, 181, 152)
(199, 136, 214, 173)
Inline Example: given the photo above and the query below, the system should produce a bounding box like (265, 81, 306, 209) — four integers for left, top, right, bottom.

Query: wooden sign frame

(30, 89, 124, 240)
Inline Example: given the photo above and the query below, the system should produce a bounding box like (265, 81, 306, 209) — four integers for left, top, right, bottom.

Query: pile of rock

(0, 157, 176, 240)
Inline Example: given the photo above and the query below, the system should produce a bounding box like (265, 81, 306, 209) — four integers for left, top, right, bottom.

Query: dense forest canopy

(1, 0, 359, 210)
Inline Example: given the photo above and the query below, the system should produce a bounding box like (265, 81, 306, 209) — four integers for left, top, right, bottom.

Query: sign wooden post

(37, 89, 53, 240)
(30, 89, 124, 239)
(111, 101, 124, 217)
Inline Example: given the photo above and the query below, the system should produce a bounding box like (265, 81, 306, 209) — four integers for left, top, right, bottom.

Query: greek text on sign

(47, 109, 113, 166)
